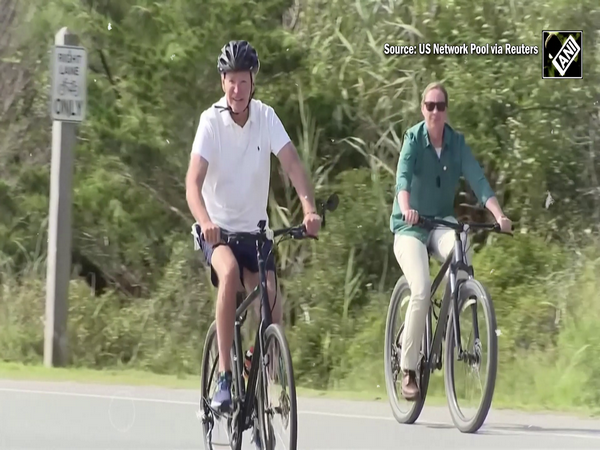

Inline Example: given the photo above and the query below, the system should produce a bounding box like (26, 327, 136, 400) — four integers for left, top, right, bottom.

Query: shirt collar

(422, 121, 452, 149)
(216, 96, 256, 128)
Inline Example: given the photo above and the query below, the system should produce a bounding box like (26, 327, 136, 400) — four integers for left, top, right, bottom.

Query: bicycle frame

(200, 192, 338, 444)
(230, 218, 278, 431)
(422, 223, 479, 372)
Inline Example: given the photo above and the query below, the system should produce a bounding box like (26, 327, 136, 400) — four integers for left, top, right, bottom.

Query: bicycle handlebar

(204, 193, 340, 246)
(219, 224, 311, 245)
(401, 214, 513, 235)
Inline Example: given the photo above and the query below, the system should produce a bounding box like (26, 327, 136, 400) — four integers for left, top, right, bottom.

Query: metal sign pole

(44, 27, 87, 367)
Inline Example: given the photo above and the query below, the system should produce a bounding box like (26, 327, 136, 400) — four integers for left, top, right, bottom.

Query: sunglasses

(424, 101, 447, 112)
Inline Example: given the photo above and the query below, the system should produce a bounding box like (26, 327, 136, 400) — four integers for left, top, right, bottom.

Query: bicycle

(197, 193, 339, 450)
(384, 214, 512, 433)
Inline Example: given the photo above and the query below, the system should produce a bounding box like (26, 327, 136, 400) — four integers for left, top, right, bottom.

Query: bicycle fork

(448, 273, 480, 363)
(233, 316, 246, 401)
(235, 320, 270, 432)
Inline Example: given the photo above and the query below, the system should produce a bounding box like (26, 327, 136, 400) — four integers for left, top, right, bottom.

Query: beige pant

(392, 216, 473, 372)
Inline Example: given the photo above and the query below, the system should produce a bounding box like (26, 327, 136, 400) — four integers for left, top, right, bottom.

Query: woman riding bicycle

(390, 81, 512, 401)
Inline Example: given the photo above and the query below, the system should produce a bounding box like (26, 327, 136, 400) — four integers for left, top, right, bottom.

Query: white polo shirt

(190, 96, 291, 233)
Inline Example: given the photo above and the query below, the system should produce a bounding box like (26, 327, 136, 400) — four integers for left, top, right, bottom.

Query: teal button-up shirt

(390, 120, 495, 243)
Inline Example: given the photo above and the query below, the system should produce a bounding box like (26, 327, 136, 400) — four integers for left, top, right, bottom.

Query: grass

(0, 361, 201, 389)
(0, 360, 391, 401)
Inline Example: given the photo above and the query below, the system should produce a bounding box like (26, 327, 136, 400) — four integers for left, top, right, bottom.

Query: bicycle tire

(229, 327, 244, 450)
(252, 330, 271, 450)
(200, 320, 242, 450)
(262, 323, 298, 450)
(384, 276, 430, 424)
(255, 371, 271, 450)
(444, 278, 498, 433)
(200, 321, 218, 450)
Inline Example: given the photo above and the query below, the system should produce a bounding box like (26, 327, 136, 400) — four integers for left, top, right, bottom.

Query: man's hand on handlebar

(303, 211, 322, 237)
(200, 220, 221, 245)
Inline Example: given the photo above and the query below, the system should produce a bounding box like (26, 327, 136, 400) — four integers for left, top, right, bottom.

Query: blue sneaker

(211, 371, 232, 411)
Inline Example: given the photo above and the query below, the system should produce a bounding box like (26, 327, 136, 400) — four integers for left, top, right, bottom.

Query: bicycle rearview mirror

(325, 193, 339, 212)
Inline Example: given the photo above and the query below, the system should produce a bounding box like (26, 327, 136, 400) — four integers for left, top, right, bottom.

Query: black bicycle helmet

(217, 40, 260, 75)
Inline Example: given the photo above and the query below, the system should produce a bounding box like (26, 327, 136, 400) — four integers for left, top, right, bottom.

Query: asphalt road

(0, 378, 599, 449)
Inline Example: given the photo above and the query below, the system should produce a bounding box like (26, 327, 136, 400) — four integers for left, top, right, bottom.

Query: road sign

(51, 44, 88, 122)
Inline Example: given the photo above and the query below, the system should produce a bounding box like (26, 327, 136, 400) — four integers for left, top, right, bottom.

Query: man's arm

(185, 113, 216, 226)
(459, 136, 507, 221)
(268, 107, 317, 215)
(185, 154, 211, 226)
(276, 142, 317, 215)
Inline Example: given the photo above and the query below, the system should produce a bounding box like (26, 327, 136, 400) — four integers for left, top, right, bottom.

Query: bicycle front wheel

(261, 323, 298, 450)
(200, 320, 242, 450)
(444, 278, 498, 433)
(199, 321, 219, 450)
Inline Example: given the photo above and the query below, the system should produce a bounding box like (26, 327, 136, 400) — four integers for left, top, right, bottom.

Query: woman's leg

(393, 233, 431, 400)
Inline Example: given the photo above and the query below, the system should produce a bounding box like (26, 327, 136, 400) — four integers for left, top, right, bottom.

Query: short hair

(421, 82, 448, 106)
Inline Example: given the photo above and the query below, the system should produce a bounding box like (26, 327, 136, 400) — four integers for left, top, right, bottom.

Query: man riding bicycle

(390, 81, 512, 401)
(185, 40, 321, 411)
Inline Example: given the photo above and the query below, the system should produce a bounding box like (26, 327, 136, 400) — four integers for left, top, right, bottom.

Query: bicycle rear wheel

(261, 323, 298, 450)
(444, 278, 498, 433)
(384, 276, 431, 424)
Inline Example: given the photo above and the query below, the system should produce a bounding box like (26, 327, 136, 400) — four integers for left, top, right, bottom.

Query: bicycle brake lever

(290, 228, 305, 239)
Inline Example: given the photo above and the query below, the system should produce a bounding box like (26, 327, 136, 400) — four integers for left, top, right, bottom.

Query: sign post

(44, 27, 87, 367)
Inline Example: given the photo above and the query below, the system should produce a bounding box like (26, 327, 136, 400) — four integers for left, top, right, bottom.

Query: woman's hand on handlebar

(402, 209, 420, 225)
(496, 215, 513, 234)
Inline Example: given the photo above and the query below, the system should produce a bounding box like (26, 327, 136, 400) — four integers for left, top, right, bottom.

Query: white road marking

(0, 387, 599, 441)
(0, 387, 196, 405)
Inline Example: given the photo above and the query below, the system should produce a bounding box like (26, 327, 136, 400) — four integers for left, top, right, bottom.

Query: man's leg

(393, 233, 431, 401)
(243, 269, 283, 325)
(206, 244, 244, 411)
(267, 270, 284, 326)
